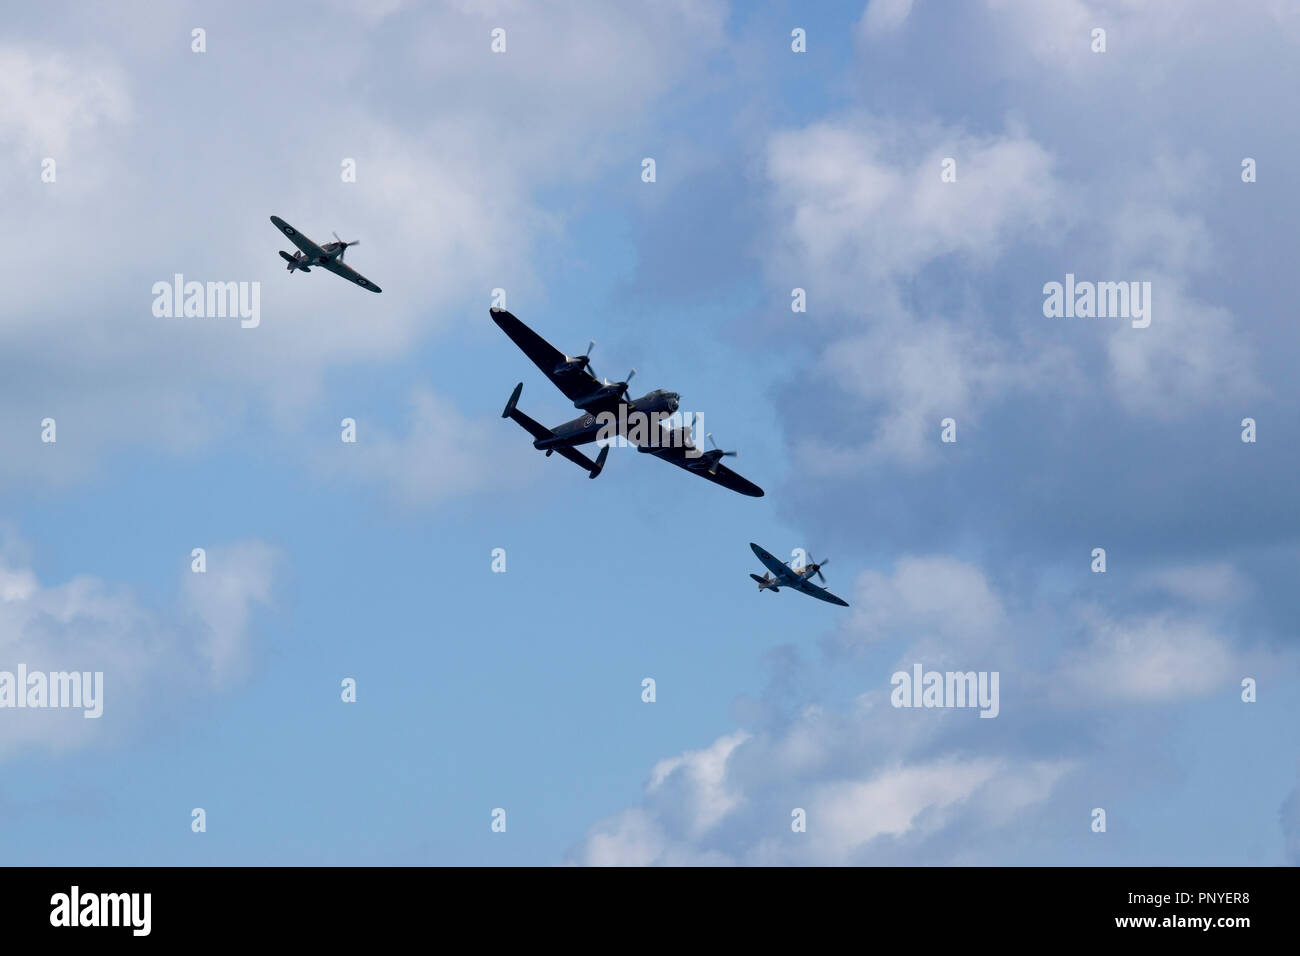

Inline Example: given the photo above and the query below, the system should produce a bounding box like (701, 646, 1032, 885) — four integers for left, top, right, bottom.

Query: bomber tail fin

(502, 383, 609, 480)
(502, 382, 523, 419)
(502, 385, 552, 444)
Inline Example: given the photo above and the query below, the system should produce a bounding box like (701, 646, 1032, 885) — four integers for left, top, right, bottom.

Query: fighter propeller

(332, 231, 360, 259)
(802, 555, 830, 583)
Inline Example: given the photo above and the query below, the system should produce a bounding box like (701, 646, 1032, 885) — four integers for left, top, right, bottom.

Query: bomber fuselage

(532, 390, 680, 450)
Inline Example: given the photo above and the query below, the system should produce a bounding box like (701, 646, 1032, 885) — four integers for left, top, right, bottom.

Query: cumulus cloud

(982, 0, 1300, 80)
(570, 700, 1075, 865)
(762, 4, 1269, 477)
(1138, 563, 1250, 605)
(0, 45, 130, 163)
(1054, 607, 1237, 704)
(181, 541, 275, 685)
(0, 536, 276, 760)
(765, 118, 1064, 308)
(858, 0, 915, 38)
(320, 386, 539, 507)
(560, 1, 1300, 866)
(1104, 276, 1258, 417)
(0, 1, 728, 492)
(568, 551, 1260, 864)
(812, 757, 1003, 848)
(837, 556, 1007, 654)
(647, 731, 751, 838)
(806, 317, 1068, 468)
(763, 117, 1076, 467)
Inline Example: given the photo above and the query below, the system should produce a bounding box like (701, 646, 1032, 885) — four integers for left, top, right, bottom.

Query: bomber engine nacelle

(687, 450, 725, 472)
(554, 355, 592, 376)
(575, 375, 635, 412)
(692, 433, 737, 474)
(554, 340, 596, 378)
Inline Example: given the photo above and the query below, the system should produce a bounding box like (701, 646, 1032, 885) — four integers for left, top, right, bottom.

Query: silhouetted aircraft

(270, 215, 381, 292)
(491, 308, 763, 496)
(749, 542, 849, 606)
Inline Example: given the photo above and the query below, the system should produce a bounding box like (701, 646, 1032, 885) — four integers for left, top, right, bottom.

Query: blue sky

(1, 0, 1297, 866)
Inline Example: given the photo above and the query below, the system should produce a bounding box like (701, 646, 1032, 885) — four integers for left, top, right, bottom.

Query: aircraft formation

(270, 216, 849, 608)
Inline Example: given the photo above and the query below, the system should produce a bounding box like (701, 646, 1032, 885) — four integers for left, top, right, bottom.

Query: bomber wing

(627, 427, 764, 497)
(270, 216, 326, 259)
(490, 308, 602, 403)
(635, 441, 764, 497)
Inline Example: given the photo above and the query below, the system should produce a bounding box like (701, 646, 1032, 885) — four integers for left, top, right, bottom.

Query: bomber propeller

(703, 432, 738, 474)
(602, 368, 636, 399)
(706, 433, 737, 458)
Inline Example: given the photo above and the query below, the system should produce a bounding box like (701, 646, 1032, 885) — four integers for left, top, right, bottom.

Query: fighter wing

(749, 543, 802, 583)
(788, 576, 850, 607)
(321, 257, 382, 293)
(270, 216, 326, 259)
(490, 308, 602, 403)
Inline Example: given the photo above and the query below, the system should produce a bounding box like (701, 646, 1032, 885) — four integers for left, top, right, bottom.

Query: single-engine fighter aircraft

(491, 308, 763, 496)
(269, 215, 381, 292)
(748, 542, 850, 607)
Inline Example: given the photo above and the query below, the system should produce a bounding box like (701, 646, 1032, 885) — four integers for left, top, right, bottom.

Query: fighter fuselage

(285, 241, 348, 272)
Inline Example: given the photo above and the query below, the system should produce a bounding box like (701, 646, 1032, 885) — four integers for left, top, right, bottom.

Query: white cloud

(811, 757, 1002, 849)
(764, 118, 1074, 467)
(858, 0, 915, 38)
(1056, 607, 1236, 703)
(0, 46, 130, 163)
(321, 386, 539, 507)
(808, 318, 1068, 468)
(569, 714, 1073, 865)
(567, 553, 1257, 865)
(0, 2, 728, 491)
(766, 119, 1064, 304)
(1139, 563, 1250, 605)
(982, 0, 1300, 79)
(762, 4, 1272, 472)
(1105, 276, 1258, 418)
(0, 537, 276, 760)
(839, 556, 1007, 655)
(981, 0, 1100, 74)
(573, 809, 671, 867)
(648, 730, 750, 838)
(181, 541, 275, 685)
(568, 807, 736, 867)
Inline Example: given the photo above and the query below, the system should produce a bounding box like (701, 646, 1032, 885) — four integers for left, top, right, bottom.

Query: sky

(1, 0, 1297, 866)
